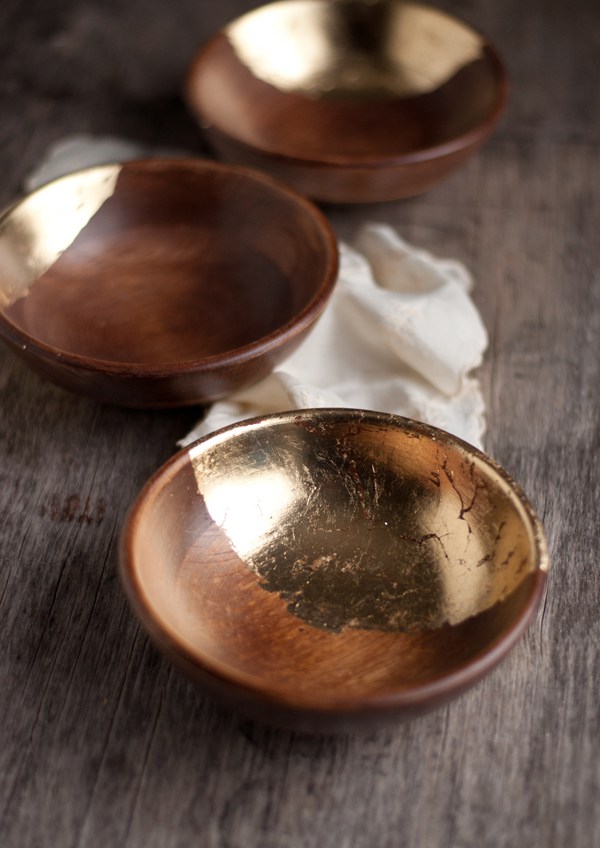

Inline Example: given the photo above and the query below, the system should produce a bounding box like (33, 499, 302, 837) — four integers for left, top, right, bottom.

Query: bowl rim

(119, 408, 549, 716)
(0, 158, 339, 377)
(185, 0, 510, 170)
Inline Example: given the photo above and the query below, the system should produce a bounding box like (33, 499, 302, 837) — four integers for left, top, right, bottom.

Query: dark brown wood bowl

(0, 160, 338, 407)
(120, 409, 548, 733)
(185, 0, 508, 204)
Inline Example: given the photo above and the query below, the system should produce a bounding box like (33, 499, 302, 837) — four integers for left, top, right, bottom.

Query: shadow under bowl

(186, 0, 509, 203)
(120, 409, 548, 732)
(0, 159, 338, 407)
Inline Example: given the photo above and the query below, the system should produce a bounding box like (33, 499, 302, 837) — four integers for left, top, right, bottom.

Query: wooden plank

(0, 0, 598, 846)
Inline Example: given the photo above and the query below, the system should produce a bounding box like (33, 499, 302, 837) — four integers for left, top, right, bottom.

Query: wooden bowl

(120, 409, 548, 732)
(186, 0, 508, 203)
(0, 160, 338, 407)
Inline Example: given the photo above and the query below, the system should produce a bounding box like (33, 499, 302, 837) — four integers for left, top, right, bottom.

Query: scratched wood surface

(0, 1, 598, 846)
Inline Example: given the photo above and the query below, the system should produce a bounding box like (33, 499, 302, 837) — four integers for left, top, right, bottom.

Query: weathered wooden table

(1, 1, 598, 846)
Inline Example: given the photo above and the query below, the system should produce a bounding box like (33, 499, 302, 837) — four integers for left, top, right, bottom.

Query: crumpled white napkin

(183, 224, 488, 448)
(27, 136, 488, 448)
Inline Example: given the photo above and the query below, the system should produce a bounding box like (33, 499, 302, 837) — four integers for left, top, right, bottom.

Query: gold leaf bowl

(186, 0, 508, 203)
(120, 409, 548, 732)
(0, 160, 338, 407)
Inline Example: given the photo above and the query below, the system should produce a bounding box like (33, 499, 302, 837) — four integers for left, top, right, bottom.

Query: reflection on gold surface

(196, 468, 296, 558)
(226, 0, 484, 98)
(190, 411, 547, 633)
(0, 165, 120, 308)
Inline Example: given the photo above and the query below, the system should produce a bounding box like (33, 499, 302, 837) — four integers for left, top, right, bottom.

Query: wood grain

(0, 0, 598, 846)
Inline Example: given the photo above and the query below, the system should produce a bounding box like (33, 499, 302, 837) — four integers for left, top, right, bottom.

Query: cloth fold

(181, 224, 488, 448)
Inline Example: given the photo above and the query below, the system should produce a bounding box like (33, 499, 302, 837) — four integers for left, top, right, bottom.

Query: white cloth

(183, 224, 487, 448)
(27, 136, 488, 448)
